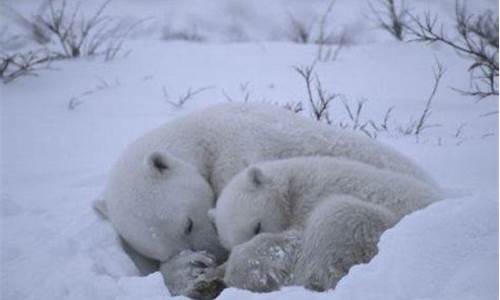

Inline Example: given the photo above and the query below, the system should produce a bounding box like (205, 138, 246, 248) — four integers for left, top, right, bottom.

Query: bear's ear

(247, 167, 269, 187)
(145, 152, 170, 175)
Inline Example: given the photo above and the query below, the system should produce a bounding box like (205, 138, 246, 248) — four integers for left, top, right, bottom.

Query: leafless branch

(164, 86, 213, 109)
(454, 122, 467, 138)
(479, 110, 498, 117)
(221, 82, 253, 103)
(414, 60, 446, 135)
(288, 14, 314, 44)
(282, 101, 304, 114)
(0, 49, 52, 83)
(341, 97, 368, 130)
(368, 0, 409, 40)
(406, 1, 498, 99)
(316, 0, 344, 62)
(32, 0, 137, 60)
(294, 63, 339, 124)
(68, 77, 120, 109)
(162, 24, 205, 42)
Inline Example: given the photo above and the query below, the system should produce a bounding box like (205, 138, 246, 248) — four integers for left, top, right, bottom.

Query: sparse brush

(222, 82, 252, 103)
(287, 0, 345, 62)
(288, 14, 314, 44)
(33, 0, 140, 60)
(282, 101, 304, 114)
(413, 60, 445, 135)
(1, 0, 142, 83)
(368, 0, 409, 41)
(406, 1, 498, 99)
(163, 86, 213, 109)
(0, 49, 52, 83)
(294, 63, 338, 124)
(162, 27, 205, 42)
(316, 0, 345, 62)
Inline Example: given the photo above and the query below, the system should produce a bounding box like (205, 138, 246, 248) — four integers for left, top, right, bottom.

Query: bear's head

(211, 167, 290, 250)
(102, 151, 227, 262)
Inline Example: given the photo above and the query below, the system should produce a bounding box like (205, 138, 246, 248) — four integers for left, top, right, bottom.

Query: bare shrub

(68, 77, 120, 110)
(163, 86, 213, 109)
(161, 22, 205, 42)
(368, 0, 409, 41)
(294, 63, 339, 124)
(282, 101, 304, 114)
(336, 97, 394, 139)
(368, 106, 394, 133)
(406, 1, 498, 99)
(316, 0, 345, 62)
(317, 32, 345, 62)
(1, 4, 52, 46)
(287, 14, 315, 44)
(294, 63, 391, 138)
(479, 110, 498, 118)
(1, 0, 140, 83)
(222, 82, 253, 103)
(397, 60, 445, 136)
(286, 0, 345, 62)
(293, 61, 447, 139)
(162, 24, 205, 42)
(0, 49, 51, 83)
(33, 0, 139, 60)
(339, 97, 367, 130)
(37, 0, 111, 58)
(414, 60, 445, 135)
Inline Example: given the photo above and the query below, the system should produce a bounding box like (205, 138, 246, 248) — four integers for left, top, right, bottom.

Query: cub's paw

(160, 250, 219, 298)
(185, 270, 226, 300)
(224, 232, 301, 292)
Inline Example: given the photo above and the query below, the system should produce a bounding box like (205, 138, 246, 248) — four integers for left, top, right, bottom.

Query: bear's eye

(253, 222, 261, 235)
(184, 218, 194, 235)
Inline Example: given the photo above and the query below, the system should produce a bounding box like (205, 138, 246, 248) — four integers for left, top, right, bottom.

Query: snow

(1, 0, 498, 299)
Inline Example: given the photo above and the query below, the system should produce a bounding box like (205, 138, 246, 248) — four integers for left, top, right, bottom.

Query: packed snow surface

(1, 0, 498, 299)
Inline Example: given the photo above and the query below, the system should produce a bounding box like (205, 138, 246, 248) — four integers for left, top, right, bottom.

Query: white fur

(214, 156, 443, 291)
(101, 103, 436, 293)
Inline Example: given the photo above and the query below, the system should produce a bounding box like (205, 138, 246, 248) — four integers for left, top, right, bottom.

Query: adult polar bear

(98, 103, 435, 296)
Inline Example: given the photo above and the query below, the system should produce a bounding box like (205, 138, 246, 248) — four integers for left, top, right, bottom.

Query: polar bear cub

(212, 156, 442, 291)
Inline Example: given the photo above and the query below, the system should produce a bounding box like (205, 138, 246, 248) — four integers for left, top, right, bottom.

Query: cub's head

(102, 151, 226, 262)
(211, 167, 289, 250)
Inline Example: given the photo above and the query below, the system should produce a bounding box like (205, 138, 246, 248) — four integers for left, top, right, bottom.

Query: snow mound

(217, 192, 498, 300)
(8, 189, 491, 300)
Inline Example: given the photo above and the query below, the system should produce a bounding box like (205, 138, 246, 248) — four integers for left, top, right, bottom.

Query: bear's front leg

(224, 230, 302, 292)
(160, 250, 225, 300)
(295, 195, 397, 291)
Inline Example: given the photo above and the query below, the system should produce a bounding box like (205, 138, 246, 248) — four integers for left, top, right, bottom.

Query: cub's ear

(145, 151, 170, 175)
(247, 167, 269, 187)
(207, 208, 216, 223)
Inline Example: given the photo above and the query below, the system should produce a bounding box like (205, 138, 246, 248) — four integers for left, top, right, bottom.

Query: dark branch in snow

(316, 0, 345, 62)
(406, 1, 498, 99)
(414, 59, 446, 136)
(33, 0, 141, 60)
(294, 63, 339, 124)
(0, 50, 52, 83)
(368, 0, 409, 41)
(164, 86, 214, 109)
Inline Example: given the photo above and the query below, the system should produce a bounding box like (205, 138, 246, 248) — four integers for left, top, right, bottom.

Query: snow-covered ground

(1, 0, 498, 299)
